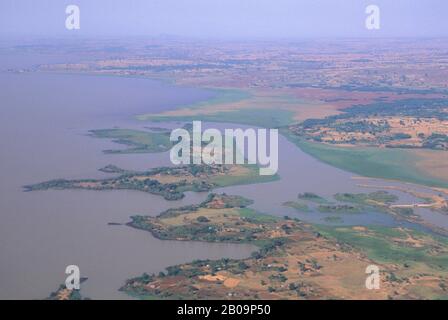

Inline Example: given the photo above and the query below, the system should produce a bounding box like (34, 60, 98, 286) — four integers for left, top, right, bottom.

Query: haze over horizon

(0, 0, 447, 40)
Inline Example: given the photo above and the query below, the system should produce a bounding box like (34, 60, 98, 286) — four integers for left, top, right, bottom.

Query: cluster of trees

(422, 133, 448, 150)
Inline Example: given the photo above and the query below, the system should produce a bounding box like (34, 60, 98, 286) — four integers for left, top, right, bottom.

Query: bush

(196, 216, 210, 223)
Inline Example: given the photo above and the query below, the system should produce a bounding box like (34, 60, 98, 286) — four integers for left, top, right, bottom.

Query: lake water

(0, 53, 446, 299)
(0, 71, 257, 299)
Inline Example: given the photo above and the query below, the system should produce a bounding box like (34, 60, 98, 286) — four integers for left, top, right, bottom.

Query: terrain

(10, 37, 448, 299)
(121, 193, 448, 300)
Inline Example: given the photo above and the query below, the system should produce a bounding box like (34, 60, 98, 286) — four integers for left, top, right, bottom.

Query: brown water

(1, 54, 446, 300)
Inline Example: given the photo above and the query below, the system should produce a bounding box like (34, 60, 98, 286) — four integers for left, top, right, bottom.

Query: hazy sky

(0, 0, 447, 39)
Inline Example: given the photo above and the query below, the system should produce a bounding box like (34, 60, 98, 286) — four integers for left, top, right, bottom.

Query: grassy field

(140, 108, 295, 128)
(283, 130, 448, 189)
(89, 128, 171, 153)
(317, 225, 448, 268)
(210, 164, 279, 187)
(136, 88, 329, 128)
(283, 201, 311, 213)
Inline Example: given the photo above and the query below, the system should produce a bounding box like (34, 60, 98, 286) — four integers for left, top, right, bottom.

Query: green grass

(283, 201, 311, 212)
(141, 108, 295, 128)
(283, 131, 448, 188)
(210, 165, 280, 187)
(297, 192, 329, 204)
(317, 204, 362, 214)
(89, 128, 171, 154)
(238, 208, 279, 223)
(316, 225, 448, 268)
(334, 191, 398, 205)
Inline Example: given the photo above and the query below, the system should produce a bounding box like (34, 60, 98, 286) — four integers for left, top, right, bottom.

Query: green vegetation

(98, 164, 133, 174)
(343, 98, 448, 121)
(423, 133, 448, 150)
(203, 192, 254, 208)
(137, 85, 295, 128)
(209, 164, 279, 187)
(317, 204, 362, 214)
(46, 278, 89, 300)
(283, 131, 448, 188)
(89, 128, 171, 154)
(128, 193, 279, 243)
(334, 191, 398, 205)
(283, 95, 448, 188)
(392, 207, 417, 218)
(297, 192, 329, 204)
(142, 108, 295, 128)
(238, 207, 279, 223)
(283, 201, 311, 212)
(46, 285, 84, 300)
(317, 225, 448, 268)
(293, 113, 448, 151)
(24, 164, 277, 201)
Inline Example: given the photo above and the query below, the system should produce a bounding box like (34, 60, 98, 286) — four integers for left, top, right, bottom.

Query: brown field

(413, 149, 448, 182)
(289, 87, 446, 109)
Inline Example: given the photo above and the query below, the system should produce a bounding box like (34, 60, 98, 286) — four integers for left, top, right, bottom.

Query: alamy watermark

(365, 5, 380, 30)
(65, 265, 80, 290)
(65, 5, 80, 30)
(65, 4, 380, 32)
(365, 264, 380, 290)
(170, 121, 278, 176)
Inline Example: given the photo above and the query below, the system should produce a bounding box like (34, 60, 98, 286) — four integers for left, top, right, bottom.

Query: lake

(0, 53, 446, 299)
(0, 70, 256, 299)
